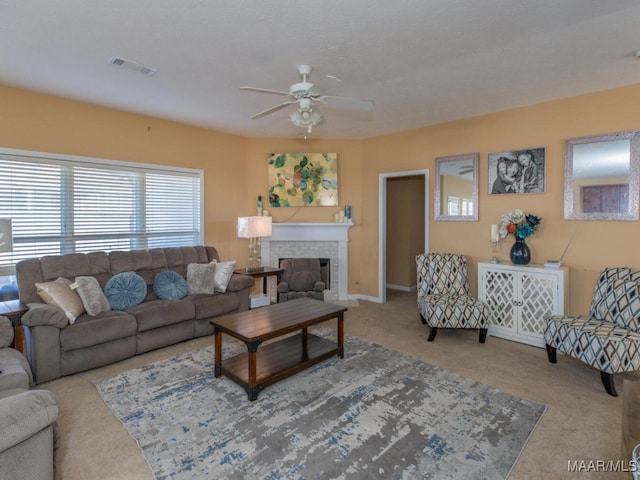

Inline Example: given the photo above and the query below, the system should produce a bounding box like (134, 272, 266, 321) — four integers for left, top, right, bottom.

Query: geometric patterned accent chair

(416, 253, 490, 343)
(544, 267, 640, 397)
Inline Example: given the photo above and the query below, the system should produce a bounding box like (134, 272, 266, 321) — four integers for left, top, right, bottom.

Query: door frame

(378, 169, 430, 303)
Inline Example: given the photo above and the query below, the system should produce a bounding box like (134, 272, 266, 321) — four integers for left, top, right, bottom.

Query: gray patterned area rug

(94, 332, 545, 480)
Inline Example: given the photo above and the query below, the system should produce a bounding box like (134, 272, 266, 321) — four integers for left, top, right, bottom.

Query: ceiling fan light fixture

(290, 107, 324, 129)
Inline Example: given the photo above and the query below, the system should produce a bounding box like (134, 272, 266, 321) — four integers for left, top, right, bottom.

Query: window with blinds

(0, 148, 203, 275)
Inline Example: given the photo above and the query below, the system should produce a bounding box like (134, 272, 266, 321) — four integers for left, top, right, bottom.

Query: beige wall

(363, 84, 640, 312)
(0, 84, 249, 262)
(3, 82, 640, 313)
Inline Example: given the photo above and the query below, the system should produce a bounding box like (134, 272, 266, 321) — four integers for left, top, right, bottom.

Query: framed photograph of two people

(488, 147, 545, 194)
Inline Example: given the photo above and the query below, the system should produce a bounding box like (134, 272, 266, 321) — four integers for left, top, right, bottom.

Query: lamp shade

(0, 219, 12, 253)
(237, 216, 272, 238)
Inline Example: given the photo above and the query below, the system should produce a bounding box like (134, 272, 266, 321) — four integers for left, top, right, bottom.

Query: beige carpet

(45, 290, 627, 479)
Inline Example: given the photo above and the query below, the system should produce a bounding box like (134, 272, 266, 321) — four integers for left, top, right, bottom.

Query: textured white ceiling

(3, 0, 640, 139)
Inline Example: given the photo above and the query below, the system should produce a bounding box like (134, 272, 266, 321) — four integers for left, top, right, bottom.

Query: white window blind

(0, 148, 203, 274)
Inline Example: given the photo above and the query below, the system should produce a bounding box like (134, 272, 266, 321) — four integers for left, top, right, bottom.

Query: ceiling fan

(240, 65, 374, 133)
(458, 165, 474, 175)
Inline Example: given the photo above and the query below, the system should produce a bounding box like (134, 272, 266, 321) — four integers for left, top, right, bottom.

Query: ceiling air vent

(108, 56, 157, 76)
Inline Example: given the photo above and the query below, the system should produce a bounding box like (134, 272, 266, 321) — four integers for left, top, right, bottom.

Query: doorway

(378, 170, 429, 303)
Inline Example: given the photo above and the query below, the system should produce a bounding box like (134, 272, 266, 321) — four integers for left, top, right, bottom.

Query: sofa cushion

(35, 277, 85, 323)
(72, 276, 111, 316)
(105, 272, 147, 311)
(153, 270, 188, 300)
(59, 310, 137, 351)
(127, 299, 196, 332)
(188, 292, 239, 320)
(187, 262, 216, 295)
(213, 261, 237, 293)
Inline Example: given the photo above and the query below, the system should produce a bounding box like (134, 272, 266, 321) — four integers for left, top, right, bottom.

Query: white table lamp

(237, 216, 272, 272)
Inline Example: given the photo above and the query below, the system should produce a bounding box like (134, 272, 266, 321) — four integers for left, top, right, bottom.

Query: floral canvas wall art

(267, 153, 338, 207)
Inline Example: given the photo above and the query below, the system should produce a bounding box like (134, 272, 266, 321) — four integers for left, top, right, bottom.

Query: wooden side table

(234, 267, 284, 302)
(0, 299, 29, 354)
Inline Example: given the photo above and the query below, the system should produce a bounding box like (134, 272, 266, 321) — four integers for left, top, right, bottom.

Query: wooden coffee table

(210, 298, 347, 401)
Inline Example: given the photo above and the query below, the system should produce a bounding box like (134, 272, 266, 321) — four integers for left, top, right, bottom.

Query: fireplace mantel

(267, 222, 352, 242)
(261, 222, 352, 301)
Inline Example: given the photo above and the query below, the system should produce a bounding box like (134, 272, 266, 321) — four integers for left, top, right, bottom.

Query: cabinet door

(518, 273, 558, 336)
(483, 268, 516, 330)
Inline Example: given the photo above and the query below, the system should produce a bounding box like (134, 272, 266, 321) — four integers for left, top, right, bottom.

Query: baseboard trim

(351, 294, 382, 304)
(386, 284, 416, 292)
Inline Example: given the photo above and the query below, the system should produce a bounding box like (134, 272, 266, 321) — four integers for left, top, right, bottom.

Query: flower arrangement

(499, 209, 541, 239)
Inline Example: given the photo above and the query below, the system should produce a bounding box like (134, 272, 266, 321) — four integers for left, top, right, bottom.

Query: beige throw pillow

(35, 277, 85, 324)
(187, 262, 217, 295)
(71, 276, 111, 316)
(213, 260, 237, 293)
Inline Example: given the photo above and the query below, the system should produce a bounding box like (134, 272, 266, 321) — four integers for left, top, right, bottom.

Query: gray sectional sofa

(16, 245, 254, 384)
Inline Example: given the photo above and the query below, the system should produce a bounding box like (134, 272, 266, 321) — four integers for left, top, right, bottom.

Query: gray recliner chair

(277, 258, 325, 302)
(0, 316, 59, 480)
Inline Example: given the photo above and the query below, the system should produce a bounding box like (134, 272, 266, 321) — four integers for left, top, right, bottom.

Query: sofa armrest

(313, 281, 326, 292)
(226, 273, 255, 292)
(277, 281, 290, 293)
(0, 389, 58, 453)
(21, 304, 68, 329)
(0, 316, 13, 348)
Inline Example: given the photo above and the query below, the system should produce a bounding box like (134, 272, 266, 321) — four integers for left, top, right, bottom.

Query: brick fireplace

(261, 222, 352, 301)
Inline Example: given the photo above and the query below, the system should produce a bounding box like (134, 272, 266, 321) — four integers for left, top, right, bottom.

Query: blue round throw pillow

(105, 271, 147, 311)
(153, 270, 188, 300)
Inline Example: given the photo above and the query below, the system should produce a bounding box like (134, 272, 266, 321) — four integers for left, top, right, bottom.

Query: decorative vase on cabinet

(478, 262, 568, 347)
(510, 236, 531, 265)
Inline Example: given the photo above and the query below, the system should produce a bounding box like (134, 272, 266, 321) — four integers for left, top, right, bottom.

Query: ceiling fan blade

(311, 75, 342, 95)
(319, 95, 374, 111)
(250, 100, 297, 119)
(240, 86, 290, 96)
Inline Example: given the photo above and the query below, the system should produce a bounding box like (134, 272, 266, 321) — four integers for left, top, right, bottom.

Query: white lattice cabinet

(478, 262, 569, 348)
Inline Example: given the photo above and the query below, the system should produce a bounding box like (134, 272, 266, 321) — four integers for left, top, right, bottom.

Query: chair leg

(545, 344, 557, 363)
(427, 327, 437, 342)
(419, 313, 427, 325)
(479, 328, 488, 343)
(600, 371, 618, 397)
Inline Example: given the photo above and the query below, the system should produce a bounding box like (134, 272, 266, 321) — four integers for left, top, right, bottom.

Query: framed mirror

(434, 153, 479, 221)
(564, 130, 640, 221)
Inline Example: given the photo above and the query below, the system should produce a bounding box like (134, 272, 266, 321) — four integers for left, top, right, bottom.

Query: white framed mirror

(564, 130, 640, 221)
(434, 153, 479, 221)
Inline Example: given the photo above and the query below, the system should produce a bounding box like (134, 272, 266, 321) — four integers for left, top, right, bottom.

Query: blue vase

(510, 236, 531, 265)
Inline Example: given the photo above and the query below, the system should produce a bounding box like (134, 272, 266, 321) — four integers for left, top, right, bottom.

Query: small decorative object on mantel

(499, 210, 542, 265)
(334, 205, 352, 223)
